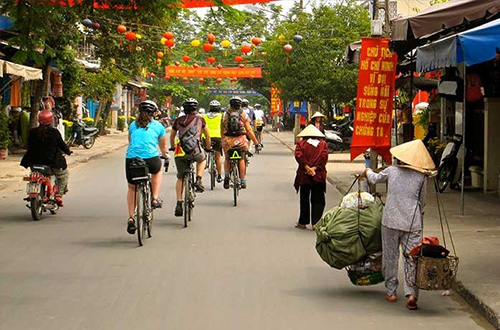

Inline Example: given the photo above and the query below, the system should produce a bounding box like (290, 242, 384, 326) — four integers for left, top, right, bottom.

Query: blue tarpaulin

(0, 16, 14, 30)
(288, 101, 307, 115)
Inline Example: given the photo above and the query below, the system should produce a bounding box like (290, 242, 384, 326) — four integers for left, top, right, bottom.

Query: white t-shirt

(254, 109, 265, 125)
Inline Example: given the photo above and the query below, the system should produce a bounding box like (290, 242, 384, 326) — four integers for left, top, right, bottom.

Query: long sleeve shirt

(21, 126, 71, 169)
(366, 166, 427, 232)
(294, 138, 329, 191)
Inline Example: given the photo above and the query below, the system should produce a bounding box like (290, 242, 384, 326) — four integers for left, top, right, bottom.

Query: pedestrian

(294, 124, 329, 230)
(362, 139, 435, 310)
(309, 111, 325, 134)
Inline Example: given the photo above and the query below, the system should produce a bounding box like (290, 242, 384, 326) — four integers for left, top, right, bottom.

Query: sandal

(385, 294, 397, 303)
(294, 223, 307, 229)
(152, 198, 163, 209)
(406, 296, 418, 310)
(127, 218, 136, 234)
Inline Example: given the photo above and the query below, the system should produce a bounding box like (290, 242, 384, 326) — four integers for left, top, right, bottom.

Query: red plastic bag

(409, 237, 440, 257)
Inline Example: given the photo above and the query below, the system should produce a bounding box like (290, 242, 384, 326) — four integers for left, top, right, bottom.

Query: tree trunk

(92, 98, 106, 127)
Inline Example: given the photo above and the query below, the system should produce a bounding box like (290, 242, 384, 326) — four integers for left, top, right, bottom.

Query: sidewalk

(268, 129, 500, 329)
(0, 129, 129, 193)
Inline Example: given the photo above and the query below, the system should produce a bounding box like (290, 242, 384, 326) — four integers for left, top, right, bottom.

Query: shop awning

(393, 0, 500, 41)
(416, 17, 500, 71)
(3, 61, 43, 80)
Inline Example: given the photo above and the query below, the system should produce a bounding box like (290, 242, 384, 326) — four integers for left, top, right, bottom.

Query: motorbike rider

(125, 100, 168, 234)
(222, 96, 260, 189)
(20, 110, 72, 206)
(203, 100, 224, 183)
(170, 98, 211, 217)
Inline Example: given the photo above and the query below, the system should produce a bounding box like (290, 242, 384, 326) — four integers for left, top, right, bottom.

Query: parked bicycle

(23, 165, 60, 221)
(183, 158, 197, 227)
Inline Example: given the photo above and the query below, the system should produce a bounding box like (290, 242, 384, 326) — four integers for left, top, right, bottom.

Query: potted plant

(0, 107, 10, 159)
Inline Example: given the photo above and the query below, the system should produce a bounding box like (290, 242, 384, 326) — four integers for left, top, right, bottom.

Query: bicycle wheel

(145, 182, 153, 238)
(188, 172, 195, 222)
(30, 184, 45, 221)
(210, 153, 216, 190)
(136, 185, 144, 246)
(183, 175, 190, 228)
(232, 162, 238, 207)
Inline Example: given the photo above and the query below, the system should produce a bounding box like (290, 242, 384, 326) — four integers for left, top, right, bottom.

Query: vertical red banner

(270, 86, 282, 116)
(350, 37, 397, 163)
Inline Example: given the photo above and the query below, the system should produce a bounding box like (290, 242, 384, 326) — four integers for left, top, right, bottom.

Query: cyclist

(20, 110, 72, 207)
(125, 100, 168, 234)
(170, 98, 211, 217)
(221, 96, 260, 190)
(203, 100, 223, 183)
(253, 103, 265, 145)
(241, 99, 256, 150)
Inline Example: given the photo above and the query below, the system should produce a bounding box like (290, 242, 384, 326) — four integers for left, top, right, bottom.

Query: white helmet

(198, 108, 206, 114)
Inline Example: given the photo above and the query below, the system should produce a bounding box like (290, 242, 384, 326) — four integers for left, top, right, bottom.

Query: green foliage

(128, 116, 136, 126)
(0, 107, 10, 149)
(82, 67, 126, 101)
(415, 107, 430, 128)
(117, 116, 126, 131)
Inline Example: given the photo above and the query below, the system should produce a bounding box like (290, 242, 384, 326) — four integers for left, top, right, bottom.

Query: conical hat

(311, 111, 325, 119)
(297, 124, 325, 138)
(390, 139, 436, 170)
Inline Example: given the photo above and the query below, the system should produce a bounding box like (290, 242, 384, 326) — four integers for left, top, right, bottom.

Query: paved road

(0, 134, 491, 330)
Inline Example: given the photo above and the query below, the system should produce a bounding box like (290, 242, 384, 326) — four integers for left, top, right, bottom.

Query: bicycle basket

(128, 157, 149, 183)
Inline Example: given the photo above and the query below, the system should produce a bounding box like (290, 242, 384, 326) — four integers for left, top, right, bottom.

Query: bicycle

(183, 158, 196, 227)
(228, 147, 242, 206)
(129, 159, 155, 246)
(207, 146, 217, 190)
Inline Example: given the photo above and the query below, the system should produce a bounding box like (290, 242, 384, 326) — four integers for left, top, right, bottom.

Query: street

(0, 133, 492, 330)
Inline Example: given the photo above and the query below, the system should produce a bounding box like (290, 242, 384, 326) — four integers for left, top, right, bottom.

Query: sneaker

(216, 174, 222, 183)
(127, 218, 136, 234)
(54, 194, 64, 207)
(174, 201, 183, 217)
(194, 177, 205, 193)
(223, 176, 230, 189)
(241, 180, 247, 189)
(152, 198, 163, 209)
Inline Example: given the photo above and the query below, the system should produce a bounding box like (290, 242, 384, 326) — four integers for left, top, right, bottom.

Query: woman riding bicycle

(126, 100, 168, 234)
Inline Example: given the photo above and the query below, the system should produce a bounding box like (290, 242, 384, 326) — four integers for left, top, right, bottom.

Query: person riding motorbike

(203, 100, 223, 183)
(20, 110, 72, 206)
(170, 98, 211, 217)
(125, 100, 168, 234)
(221, 96, 260, 189)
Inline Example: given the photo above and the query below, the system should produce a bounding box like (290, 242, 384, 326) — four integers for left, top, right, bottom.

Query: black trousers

(298, 183, 326, 226)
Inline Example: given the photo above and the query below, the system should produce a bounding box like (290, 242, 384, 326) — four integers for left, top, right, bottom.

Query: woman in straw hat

(309, 111, 325, 134)
(294, 125, 329, 230)
(362, 139, 435, 310)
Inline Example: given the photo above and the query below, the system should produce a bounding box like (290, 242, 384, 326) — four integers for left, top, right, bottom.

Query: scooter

(23, 165, 60, 220)
(436, 134, 463, 193)
(67, 119, 98, 149)
(325, 130, 348, 153)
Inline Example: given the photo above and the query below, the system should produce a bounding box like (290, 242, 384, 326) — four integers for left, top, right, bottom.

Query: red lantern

(216, 78, 222, 84)
(283, 44, 293, 65)
(182, 55, 190, 63)
(207, 33, 215, 44)
(165, 39, 175, 48)
(150, 73, 156, 78)
(175, 61, 180, 66)
(175, 76, 180, 80)
(117, 25, 127, 33)
(234, 56, 243, 63)
(202, 43, 213, 52)
(193, 63, 199, 68)
(241, 44, 252, 54)
(157, 51, 164, 58)
(207, 56, 216, 64)
(163, 31, 174, 40)
(156, 59, 162, 65)
(189, 78, 194, 83)
(199, 78, 205, 83)
(165, 76, 171, 80)
(238, 64, 245, 69)
(217, 64, 223, 70)
(125, 32, 136, 41)
(182, 77, 188, 82)
(251, 37, 261, 46)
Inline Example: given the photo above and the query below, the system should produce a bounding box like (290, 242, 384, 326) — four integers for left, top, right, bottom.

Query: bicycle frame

(183, 159, 196, 227)
(134, 176, 153, 246)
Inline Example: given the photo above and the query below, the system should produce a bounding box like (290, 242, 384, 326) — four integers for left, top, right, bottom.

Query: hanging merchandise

(10, 78, 21, 107)
(51, 72, 63, 98)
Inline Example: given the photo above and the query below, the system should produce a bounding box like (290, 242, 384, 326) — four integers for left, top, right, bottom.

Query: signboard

(270, 86, 282, 116)
(350, 37, 397, 163)
(208, 88, 261, 96)
(165, 66, 262, 78)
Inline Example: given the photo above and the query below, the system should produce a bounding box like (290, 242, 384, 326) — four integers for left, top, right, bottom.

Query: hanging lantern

(157, 51, 164, 58)
(216, 78, 222, 84)
(278, 34, 286, 42)
(202, 43, 213, 52)
(125, 32, 136, 41)
(165, 39, 175, 48)
(175, 76, 180, 80)
(241, 44, 252, 54)
(182, 55, 190, 63)
(207, 33, 215, 44)
(283, 44, 293, 65)
(160, 37, 167, 45)
(217, 64, 223, 70)
(193, 63, 199, 68)
(82, 19, 93, 27)
(234, 55, 243, 63)
(238, 64, 245, 69)
(261, 51, 267, 57)
(182, 77, 188, 82)
(189, 78, 194, 83)
(150, 73, 156, 78)
(221, 39, 231, 56)
(175, 61, 180, 66)
(191, 39, 201, 47)
(156, 58, 162, 65)
(91, 22, 101, 30)
(199, 78, 205, 83)
(117, 25, 127, 33)
(163, 31, 174, 40)
(135, 34, 142, 40)
(207, 56, 216, 64)
(293, 34, 303, 43)
(165, 76, 171, 81)
(251, 37, 261, 46)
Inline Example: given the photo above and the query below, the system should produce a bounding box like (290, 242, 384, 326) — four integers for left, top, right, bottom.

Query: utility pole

(293, 0, 304, 143)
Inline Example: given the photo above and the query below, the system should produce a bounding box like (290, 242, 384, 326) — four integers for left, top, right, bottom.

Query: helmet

(138, 100, 158, 113)
(183, 98, 198, 113)
(38, 110, 53, 126)
(198, 108, 206, 115)
(229, 96, 242, 108)
(209, 100, 221, 112)
(242, 98, 249, 105)
(254, 103, 262, 109)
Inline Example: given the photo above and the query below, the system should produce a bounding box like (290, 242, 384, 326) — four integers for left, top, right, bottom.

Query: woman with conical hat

(363, 139, 436, 310)
(294, 125, 329, 230)
(309, 111, 325, 134)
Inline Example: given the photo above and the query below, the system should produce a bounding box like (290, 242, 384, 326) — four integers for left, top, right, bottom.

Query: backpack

(179, 117, 201, 154)
(226, 110, 244, 136)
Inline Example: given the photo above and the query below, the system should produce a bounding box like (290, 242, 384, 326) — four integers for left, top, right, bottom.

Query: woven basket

(416, 255, 459, 290)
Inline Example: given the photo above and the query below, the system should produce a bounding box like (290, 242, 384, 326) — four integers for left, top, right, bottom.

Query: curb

(453, 281, 500, 329)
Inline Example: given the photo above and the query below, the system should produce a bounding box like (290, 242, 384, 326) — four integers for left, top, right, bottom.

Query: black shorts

(125, 156, 162, 184)
(256, 126, 263, 132)
(211, 137, 222, 153)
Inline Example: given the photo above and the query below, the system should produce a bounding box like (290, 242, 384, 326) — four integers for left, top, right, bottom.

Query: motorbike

(67, 119, 98, 149)
(23, 165, 60, 220)
(325, 119, 353, 153)
(436, 134, 463, 193)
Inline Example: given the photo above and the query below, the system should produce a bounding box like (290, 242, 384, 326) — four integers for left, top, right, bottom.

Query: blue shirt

(126, 120, 165, 159)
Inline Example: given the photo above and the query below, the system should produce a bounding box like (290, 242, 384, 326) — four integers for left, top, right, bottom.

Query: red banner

(270, 86, 282, 116)
(165, 66, 262, 78)
(350, 37, 397, 163)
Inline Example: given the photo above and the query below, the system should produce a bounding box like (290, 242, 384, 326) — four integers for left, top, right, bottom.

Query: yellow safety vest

(202, 113, 222, 139)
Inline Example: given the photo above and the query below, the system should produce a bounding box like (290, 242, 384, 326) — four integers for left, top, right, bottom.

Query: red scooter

(23, 165, 60, 220)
